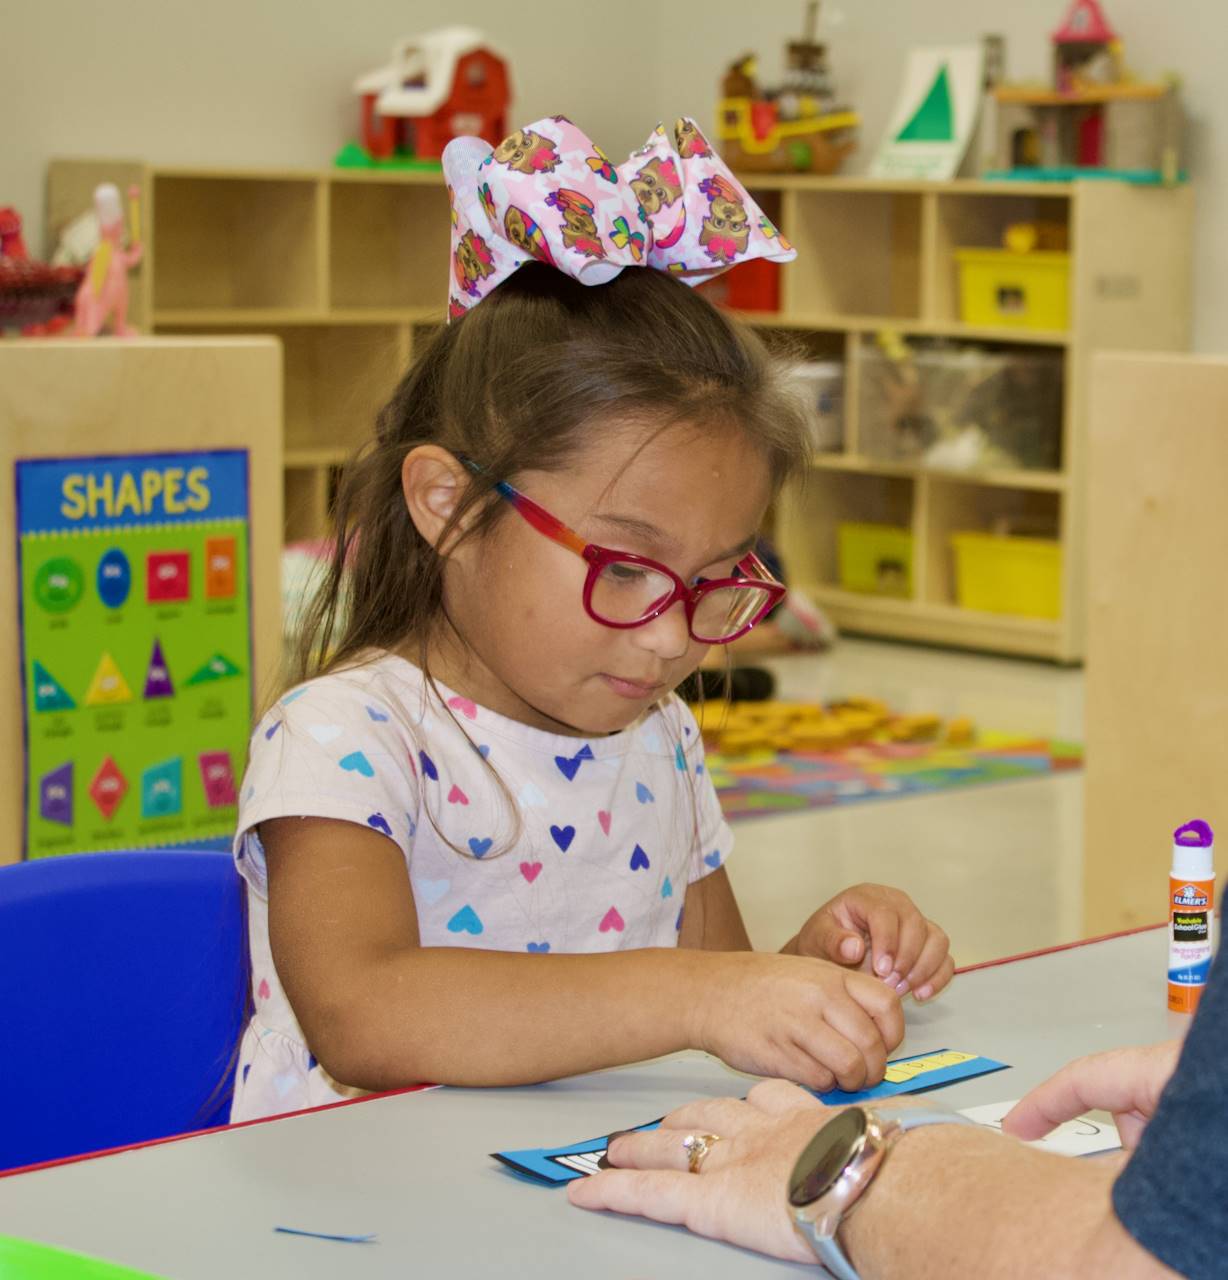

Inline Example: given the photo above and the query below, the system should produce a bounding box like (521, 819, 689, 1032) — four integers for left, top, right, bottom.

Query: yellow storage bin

(950, 532, 1062, 619)
(954, 248, 1070, 331)
(838, 523, 913, 598)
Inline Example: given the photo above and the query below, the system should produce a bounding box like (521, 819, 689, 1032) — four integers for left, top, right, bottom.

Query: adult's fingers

(660, 1096, 753, 1139)
(1003, 1045, 1175, 1140)
(606, 1126, 724, 1174)
(567, 1166, 697, 1222)
(746, 1078, 825, 1116)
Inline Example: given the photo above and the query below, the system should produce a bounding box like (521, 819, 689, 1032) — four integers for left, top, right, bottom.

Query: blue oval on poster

(97, 548, 132, 608)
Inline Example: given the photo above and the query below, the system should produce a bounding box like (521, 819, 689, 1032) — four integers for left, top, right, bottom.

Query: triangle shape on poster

(144, 639, 175, 700)
(85, 652, 133, 706)
(896, 65, 955, 143)
(185, 652, 243, 686)
(32, 660, 76, 712)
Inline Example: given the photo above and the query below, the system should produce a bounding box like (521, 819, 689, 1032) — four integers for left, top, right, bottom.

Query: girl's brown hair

(296, 262, 812, 683)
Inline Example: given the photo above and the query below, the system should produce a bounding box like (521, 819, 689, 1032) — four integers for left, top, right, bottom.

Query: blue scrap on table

(274, 1227, 378, 1243)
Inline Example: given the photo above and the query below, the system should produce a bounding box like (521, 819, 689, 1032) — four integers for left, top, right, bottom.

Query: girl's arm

(678, 866, 753, 950)
(262, 817, 904, 1092)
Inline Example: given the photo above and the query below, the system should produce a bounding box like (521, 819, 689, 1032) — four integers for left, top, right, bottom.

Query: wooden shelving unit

(47, 161, 447, 544)
(46, 163, 1192, 660)
(742, 174, 1193, 662)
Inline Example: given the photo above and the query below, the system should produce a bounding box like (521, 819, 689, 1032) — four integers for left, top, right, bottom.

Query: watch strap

(799, 1107, 977, 1280)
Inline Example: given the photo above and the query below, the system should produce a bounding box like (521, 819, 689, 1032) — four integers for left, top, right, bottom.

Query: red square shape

(147, 551, 190, 603)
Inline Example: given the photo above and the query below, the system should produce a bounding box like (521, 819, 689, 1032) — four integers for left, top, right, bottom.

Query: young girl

(231, 116, 953, 1121)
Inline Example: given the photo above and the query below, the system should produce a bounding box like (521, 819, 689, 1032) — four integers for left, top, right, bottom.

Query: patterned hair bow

(443, 115, 795, 317)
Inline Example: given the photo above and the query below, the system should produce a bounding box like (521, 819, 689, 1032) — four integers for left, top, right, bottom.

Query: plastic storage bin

(954, 248, 1070, 331)
(838, 523, 913, 598)
(950, 532, 1062, 619)
(790, 361, 844, 452)
(858, 338, 1063, 472)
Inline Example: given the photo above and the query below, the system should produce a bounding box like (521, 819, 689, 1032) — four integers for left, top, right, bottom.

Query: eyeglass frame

(472, 466, 786, 645)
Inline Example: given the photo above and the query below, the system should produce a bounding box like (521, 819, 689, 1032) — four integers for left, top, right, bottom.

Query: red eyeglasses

(488, 476, 785, 645)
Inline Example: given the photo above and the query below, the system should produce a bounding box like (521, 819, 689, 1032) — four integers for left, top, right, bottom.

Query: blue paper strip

(273, 1227, 377, 1244)
(493, 1049, 1008, 1184)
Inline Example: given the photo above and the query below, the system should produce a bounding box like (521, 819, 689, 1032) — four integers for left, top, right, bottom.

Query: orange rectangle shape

(204, 536, 237, 599)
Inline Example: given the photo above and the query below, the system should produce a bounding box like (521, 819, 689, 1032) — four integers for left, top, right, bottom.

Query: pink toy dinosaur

(74, 183, 143, 337)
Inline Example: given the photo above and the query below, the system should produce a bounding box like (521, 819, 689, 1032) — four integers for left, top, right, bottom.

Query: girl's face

(439, 420, 774, 736)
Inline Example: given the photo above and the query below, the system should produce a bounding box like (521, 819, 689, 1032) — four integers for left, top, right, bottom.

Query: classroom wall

(4, 0, 1226, 349)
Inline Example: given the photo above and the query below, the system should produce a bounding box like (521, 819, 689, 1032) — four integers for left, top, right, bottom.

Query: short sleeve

(234, 679, 420, 896)
(669, 697, 735, 884)
(1111, 932, 1228, 1280)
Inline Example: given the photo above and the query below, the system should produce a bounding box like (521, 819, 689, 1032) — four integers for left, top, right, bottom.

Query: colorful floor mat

(709, 734, 1083, 821)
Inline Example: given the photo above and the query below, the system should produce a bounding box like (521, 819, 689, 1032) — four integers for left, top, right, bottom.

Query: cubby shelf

(46, 161, 1193, 660)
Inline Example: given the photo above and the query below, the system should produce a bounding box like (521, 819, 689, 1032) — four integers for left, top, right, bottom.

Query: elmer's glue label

(1168, 820, 1216, 1014)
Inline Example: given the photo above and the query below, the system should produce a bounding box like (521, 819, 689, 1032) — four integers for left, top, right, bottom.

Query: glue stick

(1168, 820, 1216, 1014)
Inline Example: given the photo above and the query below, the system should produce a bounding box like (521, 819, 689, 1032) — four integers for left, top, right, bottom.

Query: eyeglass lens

(589, 560, 772, 642)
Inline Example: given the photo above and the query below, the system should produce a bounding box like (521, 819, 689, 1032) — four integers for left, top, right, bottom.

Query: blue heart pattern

(550, 824, 576, 852)
(367, 812, 393, 837)
(447, 905, 484, 935)
(635, 781, 655, 804)
(264, 719, 282, 740)
(468, 836, 493, 857)
(526, 941, 551, 953)
(419, 750, 439, 781)
(555, 744, 594, 781)
(339, 751, 375, 778)
(281, 688, 308, 705)
(630, 844, 650, 871)
(366, 704, 390, 722)
(661, 876, 673, 898)
(705, 849, 722, 869)
(675, 744, 686, 772)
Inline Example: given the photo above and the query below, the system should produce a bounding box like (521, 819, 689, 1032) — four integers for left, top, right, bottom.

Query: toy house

(342, 27, 510, 167)
(988, 0, 1182, 182)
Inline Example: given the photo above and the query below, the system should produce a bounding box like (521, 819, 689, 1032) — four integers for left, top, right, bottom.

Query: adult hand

(1003, 1041, 1181, 1151)
(569, 1080, 828, 1264)
(692, 952, 904, 1093)
(792, 883, 954, 1002)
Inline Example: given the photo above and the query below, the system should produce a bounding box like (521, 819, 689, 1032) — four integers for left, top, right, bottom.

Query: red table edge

(2, 921, 1167, 1182)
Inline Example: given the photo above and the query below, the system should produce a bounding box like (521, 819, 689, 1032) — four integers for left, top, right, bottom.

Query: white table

(0, 929, 1180, 1278)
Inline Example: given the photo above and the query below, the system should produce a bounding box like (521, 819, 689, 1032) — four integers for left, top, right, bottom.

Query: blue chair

(0, 849, 248, 1172)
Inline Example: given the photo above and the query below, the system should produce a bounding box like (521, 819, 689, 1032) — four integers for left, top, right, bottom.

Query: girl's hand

(1002, 1041, 1181, 1151)
(689, 951, 904, 1093)
(791, 883, 954, 1003)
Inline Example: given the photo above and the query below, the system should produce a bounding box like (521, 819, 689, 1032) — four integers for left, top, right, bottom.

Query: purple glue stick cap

(1174, 820, 1214, 848)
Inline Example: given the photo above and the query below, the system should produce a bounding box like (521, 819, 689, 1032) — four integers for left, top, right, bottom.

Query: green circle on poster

(35, 557, 84, 613)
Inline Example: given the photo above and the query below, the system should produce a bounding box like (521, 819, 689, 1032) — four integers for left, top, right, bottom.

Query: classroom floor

(725, 638, 1086, 967)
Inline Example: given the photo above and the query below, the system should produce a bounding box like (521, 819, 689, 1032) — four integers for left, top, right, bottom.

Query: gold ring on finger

(682, 1131, 722, 1174)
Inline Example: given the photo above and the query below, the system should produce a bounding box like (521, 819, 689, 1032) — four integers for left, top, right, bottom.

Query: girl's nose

(630, 599, 692, 662)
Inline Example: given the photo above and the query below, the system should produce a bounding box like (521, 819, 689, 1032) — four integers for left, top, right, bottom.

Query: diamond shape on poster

(185, 652, 243, 686)
(40, 762, 73, 826)
(143, 639, 174, 700)
(89, 756, 128, 821)
(32, 661, 76, 712)
(141, 757, 183, 819)
(85, 652, 133, 706)
(198, 751, 237, 808)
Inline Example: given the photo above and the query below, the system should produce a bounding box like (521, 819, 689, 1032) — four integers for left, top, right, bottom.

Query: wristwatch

(787, 1105, 976, 1279)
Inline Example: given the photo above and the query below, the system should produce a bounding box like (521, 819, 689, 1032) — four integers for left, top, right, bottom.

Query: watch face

(788, 1108, 868, 1208)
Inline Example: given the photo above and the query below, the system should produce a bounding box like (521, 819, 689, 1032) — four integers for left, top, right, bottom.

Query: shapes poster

(17, 450, 252, 858)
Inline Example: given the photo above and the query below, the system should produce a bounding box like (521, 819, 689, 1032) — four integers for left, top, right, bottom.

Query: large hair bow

(442, 115, 795, 316)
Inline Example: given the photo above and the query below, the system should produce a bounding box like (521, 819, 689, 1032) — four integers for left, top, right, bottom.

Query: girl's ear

(401, 446, 477, 555)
